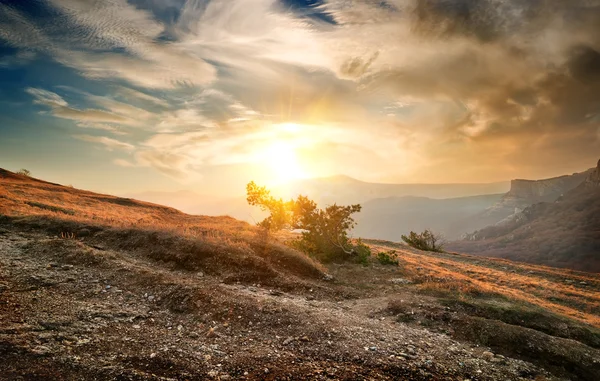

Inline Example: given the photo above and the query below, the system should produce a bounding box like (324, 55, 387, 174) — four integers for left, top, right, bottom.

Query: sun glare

(262, 139, 307, 184)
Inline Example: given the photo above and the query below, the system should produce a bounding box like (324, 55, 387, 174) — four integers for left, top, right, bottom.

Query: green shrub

(377, 250, 399, 266)
(354, 239, 372, 265)
(246, 181, 365, 263)
(401, 229, 445, 252)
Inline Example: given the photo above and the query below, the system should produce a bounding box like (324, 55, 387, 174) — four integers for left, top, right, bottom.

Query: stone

(481, 351, 494, 361)
(390, 278, 412, 285)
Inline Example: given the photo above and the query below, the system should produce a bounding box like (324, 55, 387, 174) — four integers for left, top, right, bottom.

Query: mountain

(448, 159, 600, 272)
(274, 175, 510, 205)
(468, 169, 594, 228)
(354, 193, 504, 240)
(349, 169, 592, 242)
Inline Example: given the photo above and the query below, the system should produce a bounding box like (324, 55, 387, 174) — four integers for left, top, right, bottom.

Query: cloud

(0, 1, 216, 89)
(4, 0, 600, 182)
(26, 87, 143, 127)
(74, 134, 134, 151)
(26, 87, 68, 107)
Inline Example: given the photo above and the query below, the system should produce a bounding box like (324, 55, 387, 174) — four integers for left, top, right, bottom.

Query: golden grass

(0, 170, 326, 278)
(370, 243, 600, 327)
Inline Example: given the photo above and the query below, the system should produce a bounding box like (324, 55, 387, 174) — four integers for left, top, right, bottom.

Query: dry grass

(368, 241, 600, 328)
(0, 169, 325, 282)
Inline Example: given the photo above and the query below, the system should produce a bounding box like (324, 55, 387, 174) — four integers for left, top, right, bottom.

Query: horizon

(1, 1, 599, 197)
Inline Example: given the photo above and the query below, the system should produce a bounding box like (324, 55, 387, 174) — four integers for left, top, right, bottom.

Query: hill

(1, 168, 599, 380)
(448, 160, 600, 272)
(276, 175, 510, 206)
(354, 194, 504, 240)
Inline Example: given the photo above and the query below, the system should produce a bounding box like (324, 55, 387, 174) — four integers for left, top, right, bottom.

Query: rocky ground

(2, 224, 598, 381)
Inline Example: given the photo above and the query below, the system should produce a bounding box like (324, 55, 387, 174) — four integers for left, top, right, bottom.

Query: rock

(390, 278, 412, 285)
(207, 370, 218, 378)
(133, 325, 141, 329)
(323, 274, 334, 281)
(368, 346, 377, 351)
(269, 290, 283, 296)
(31, 345, 52, 356)
(283, 337, 294, 345)
(77, 228, 91, 237)
(150, 352, 157, 358)
(61, 264, 74, 270)
(481, 351, 494, 361)
(206, 327, 217, 338)
(300, 336, 310, 342)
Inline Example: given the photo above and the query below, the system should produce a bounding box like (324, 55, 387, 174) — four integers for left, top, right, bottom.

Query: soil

(3, 224, 597, 381)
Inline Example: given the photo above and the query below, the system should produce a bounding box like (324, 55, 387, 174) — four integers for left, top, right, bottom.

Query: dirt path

(0, 229, 577, 380)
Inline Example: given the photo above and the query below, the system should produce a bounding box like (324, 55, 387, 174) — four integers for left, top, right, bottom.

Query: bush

(246, 181, 365, 263)
(354, 239, 372, 265)
(377, 250, 399, 266)
(401, 229, 445, 252)
(17, 168, 31, 177)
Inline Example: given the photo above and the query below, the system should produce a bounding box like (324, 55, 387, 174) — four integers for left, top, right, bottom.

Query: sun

(262, 139, 307, 184)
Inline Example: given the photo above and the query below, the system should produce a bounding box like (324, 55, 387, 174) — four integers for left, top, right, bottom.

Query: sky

(0, 0, 599, 197)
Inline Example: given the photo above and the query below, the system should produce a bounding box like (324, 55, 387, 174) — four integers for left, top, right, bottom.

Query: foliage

(17, 168, 31, 177)
(377, 250, 399, 266)
(354, 239, 372, 265)
(246, 181, 294, 231)
(246, 181, 364, 262)
(401, 229, 445, 252)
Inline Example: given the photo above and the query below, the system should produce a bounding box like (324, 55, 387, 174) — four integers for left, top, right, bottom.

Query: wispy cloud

(74, 134, 134, 151)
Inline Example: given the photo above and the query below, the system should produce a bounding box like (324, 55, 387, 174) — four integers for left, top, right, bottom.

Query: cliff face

(448, 159, 600, 272)
(581, 159, 600, 188)
(506, 170, 592, 202)
(481, 169, 592, 219)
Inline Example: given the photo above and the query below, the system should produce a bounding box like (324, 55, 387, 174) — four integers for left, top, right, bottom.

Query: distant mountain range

(128, 169, 594, 245)
(274, 175, 510, 205)
(447, 160, 600, 272)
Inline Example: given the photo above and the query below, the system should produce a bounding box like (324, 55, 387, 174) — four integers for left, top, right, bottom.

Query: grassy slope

(0, 169, 325, 285)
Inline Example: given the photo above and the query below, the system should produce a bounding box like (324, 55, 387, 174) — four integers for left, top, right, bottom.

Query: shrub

(17, 168, 31, 177)
(401, 229, 445, 252)
(246, 181, 364, 263)
(377, 250, 399, 266)
(354, 239, 372, 265)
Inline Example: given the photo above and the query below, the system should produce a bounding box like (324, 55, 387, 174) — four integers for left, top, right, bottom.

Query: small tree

(17, 168, 31, 177)
(401, 229, 445, 252)
(246, 181, 367, 262)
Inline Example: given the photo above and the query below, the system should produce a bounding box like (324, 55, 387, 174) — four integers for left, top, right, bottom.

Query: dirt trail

(0, 228, 566, 380)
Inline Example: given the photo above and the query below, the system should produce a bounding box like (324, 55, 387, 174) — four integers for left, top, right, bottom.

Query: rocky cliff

(475, 168, 593, 224)
(506, 170, 592, 202)
(580, 159, 600, 188)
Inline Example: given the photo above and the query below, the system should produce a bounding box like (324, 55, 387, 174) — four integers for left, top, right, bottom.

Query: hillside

(448, 160, 600, 272)
(1, 169, 600, 380)
(354, 194, 504, 241)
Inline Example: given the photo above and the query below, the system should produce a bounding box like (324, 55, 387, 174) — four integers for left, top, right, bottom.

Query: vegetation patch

(25, 201, 76, 216)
